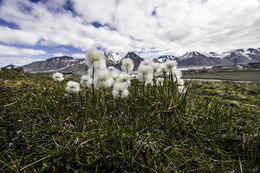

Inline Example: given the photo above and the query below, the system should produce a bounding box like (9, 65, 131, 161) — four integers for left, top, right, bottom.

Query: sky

(0, 0, 260, 67)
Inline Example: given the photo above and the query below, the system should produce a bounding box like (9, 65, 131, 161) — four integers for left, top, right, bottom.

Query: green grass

(0, 71, 259, 172)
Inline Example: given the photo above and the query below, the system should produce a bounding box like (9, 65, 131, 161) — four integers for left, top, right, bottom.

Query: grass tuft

(0, 71, 259, 172)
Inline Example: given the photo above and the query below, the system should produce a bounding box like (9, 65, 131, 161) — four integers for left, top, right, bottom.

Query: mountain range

(22, 48, 260, 74)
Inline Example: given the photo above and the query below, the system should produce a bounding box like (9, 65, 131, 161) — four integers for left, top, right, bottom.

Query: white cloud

(0, 57, 45, 67)
(53, 52, 85, 59)
(0, 45, 46, 66)
(0, 0, 132, 52)
(0, 26, 40, 45)
(0, 0, 260, 58)
(53, 52, 66, 57)
(71, 53, 85, 59)
(0, 45, 46, 57)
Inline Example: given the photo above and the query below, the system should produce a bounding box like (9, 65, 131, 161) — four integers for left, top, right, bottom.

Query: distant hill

(23, 56, 87, 75)
(22, 48, 260, 74)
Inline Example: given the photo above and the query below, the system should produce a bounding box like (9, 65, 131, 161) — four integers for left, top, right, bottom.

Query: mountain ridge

(22, 48, 260, 74)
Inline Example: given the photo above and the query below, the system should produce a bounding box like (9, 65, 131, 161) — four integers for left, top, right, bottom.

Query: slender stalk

(91, 67, 95, 106)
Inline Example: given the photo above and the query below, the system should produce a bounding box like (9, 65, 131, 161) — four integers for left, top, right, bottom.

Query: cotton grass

(66, 81, 80, 93)
(118, 72, 131, 87)
(80, 75, 93, 88)
(112, 82, 129, 99)
(94, 69, 114, 89)
(121, 58, 134, 74)
(52, 72, 64, 82)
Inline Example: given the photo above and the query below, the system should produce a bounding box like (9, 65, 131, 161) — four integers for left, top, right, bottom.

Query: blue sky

(0, 0, 260, 66)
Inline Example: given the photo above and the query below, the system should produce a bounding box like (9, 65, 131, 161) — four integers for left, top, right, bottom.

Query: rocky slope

(22, 48, 260, 74)
(23, 56, 87, 75)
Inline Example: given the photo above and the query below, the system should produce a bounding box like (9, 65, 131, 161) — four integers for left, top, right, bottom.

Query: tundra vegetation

(0, 49, 259, 172)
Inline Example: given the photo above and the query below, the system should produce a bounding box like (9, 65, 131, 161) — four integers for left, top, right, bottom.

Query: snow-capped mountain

(22, 47, 260, 74)
(155, 55, 178, 63)
(245, 48, 260, 61)
(105, 52, 126, 65)
(179, 51, 202, 60)
(177, 51, 225, 66)
(177, 48, 260, 66)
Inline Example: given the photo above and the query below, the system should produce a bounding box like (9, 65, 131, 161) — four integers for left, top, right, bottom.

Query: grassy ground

(182, 70, 260, 81)
(0, 71, 259, 172)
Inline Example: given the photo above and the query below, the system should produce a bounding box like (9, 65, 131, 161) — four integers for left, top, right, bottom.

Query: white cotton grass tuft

(112, 82, 129, 99)
(138, 62, 153, 76)
(80, 75, 93, 88)
(142, 59, 154, 66)
(118, 72, 131, 87)
(138, 60, 154, 83)
(165, 60, 177, 70)
(66, 81, 80, 93)
(86, 48, 106, 70)
(93, 58, 106, 70)
(162, 60, 182, 81)
(112, 69, 121, 81)
(107, 66, 121, 81)
(177, 79, 184, 86)
(163, 60, 177, 75)
(177, 79, 186, 93)
(178, 85, 186, 93)
(94, 69, 114, 89)
(52, 72, 64, 82)
(86, 48, 104, 65)
(138, 72, 153, 83)
(87, 62, 107, 77)
(161, 63, 168, 73)
(153, 63, 163, 76)
(121, 58, 134, 73)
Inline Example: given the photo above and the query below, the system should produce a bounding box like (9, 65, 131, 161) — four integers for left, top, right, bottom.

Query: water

(177, 66, 213, 71)
(183, 78, 254, 83)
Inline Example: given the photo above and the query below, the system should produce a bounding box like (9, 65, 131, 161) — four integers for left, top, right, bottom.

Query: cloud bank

(0, 0, 260, 66)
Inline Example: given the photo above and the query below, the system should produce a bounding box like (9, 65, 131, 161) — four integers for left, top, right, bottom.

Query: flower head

(86, 48, 106, 69)
(94, 69, 114, 88)
(52, 72, 64, 81)
(80, 75, 93, 88)
(138, 72, 153, 83)
(66, 81, 80, 93)
(164, 60, 177, 74)
(178, 85, 186, 93)
(118, 72, 131, 86)
(143, 59, 153, 66)
(112, 82, 129, 99)
(177, 79, 184, 86)
(121, 58, 134, 73)
(153, 63, 162, 76)
(138, 63, 153, 76)
(177, 79, 186, 93)
(165, 60, 177, 69)
(138, 61, 153, 83)
(161, 63, 168, 73)
(112, 69, 121, 81)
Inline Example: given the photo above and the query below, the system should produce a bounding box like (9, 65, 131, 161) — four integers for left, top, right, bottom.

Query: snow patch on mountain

(105, 52, 126, 64)
(157, 55, 177, 63)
